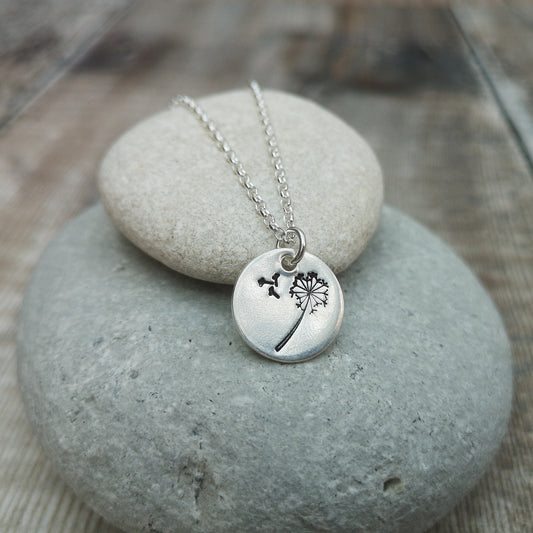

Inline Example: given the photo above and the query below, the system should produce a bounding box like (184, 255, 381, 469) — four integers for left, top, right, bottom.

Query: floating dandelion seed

(275, 271, 329, 352)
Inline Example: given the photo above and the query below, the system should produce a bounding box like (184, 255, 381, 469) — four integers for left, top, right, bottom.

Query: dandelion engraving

(258, 271, 329, 352)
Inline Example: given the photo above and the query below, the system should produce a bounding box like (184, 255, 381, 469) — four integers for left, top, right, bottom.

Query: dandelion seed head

(289, 271, 329, 314)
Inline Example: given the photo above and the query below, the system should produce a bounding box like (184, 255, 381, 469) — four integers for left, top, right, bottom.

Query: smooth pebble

(98, 89, 383, 284)
(17, 204, 512, 533)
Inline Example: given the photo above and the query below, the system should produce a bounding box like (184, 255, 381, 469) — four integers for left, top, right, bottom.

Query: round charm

(232, 249, 344, 363)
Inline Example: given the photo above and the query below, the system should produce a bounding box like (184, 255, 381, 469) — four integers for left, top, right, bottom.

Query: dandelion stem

(275, 300, 308, 352)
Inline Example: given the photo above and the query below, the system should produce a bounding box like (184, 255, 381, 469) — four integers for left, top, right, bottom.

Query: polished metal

(171, 81, 296, 245)
(233, 249, 344, 363)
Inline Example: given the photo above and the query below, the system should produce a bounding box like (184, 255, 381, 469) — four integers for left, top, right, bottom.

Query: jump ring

(276, 227, 306, 268)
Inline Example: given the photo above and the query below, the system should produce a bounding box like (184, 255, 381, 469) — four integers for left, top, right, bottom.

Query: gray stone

(98, 88, 383, 284)
(17, 204, 512, 533)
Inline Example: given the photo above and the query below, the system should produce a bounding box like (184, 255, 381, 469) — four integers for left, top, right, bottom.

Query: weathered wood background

(1, 1, 532, 531)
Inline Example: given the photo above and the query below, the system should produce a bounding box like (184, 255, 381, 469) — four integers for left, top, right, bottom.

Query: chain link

(171, 81, 295, 244)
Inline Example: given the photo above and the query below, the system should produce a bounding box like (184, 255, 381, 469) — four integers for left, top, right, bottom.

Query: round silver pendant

(232, 249, 344, 363)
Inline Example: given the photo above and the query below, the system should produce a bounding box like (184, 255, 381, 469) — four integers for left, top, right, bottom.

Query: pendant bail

(276, 227, 306, 269)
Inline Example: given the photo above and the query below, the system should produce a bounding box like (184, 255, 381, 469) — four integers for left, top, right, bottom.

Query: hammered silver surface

(232, 249, 343, 362)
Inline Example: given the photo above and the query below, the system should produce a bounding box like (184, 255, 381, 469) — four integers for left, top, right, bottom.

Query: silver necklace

(172, 81, 343, 362)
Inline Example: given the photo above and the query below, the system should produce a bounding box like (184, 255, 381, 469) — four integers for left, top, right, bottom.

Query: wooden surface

(1, 2, 532, 531)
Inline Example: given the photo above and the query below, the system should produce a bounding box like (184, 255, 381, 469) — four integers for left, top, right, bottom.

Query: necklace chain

(171, 81, 295, 244)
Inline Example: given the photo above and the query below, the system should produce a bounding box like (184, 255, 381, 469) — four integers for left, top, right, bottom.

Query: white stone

(98, 88, 383, 284)
(17, 204, 512, 533)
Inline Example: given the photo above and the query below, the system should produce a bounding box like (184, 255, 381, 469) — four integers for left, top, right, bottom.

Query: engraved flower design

(275, 271, 329, 352)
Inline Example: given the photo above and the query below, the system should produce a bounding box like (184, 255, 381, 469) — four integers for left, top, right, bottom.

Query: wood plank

(0, 0, 131, 131)
(452, 4, 533, 170)
(0, 2, 532, 531)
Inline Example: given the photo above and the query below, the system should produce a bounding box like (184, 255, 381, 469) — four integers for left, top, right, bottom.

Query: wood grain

(0, 2, 531, 531)
(0, 0, 131, 131)
(452, 4, 533, 170)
